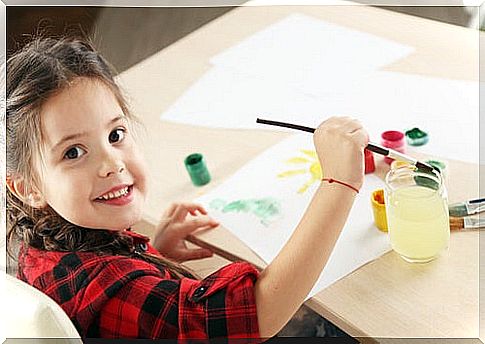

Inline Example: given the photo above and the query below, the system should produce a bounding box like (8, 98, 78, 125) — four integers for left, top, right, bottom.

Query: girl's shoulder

(19, 245, 167, 287)
(17, 246, 172, 330)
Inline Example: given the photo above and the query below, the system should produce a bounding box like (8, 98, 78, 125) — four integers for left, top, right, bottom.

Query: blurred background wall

(7, 4, 481, 74)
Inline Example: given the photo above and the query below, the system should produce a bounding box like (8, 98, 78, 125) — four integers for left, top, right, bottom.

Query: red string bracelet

(321, 178, 359, 194)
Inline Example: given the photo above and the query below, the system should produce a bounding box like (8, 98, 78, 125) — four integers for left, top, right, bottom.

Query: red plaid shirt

(17, 229, 260, 340)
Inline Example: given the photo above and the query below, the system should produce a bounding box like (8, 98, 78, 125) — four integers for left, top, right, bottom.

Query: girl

(6, 37, 368, 340)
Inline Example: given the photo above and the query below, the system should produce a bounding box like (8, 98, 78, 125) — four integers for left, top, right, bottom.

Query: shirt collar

(122, 228, 150, 244)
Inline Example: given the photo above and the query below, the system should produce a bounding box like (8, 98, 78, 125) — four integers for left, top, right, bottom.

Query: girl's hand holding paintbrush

(313, 116, 367, 191)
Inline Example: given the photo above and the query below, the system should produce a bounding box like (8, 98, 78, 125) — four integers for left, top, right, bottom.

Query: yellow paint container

(371, 189, 388, 232)
(390, 160, 411, 170)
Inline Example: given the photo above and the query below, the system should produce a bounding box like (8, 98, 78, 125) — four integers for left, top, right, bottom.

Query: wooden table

(118, 4, 481, 340)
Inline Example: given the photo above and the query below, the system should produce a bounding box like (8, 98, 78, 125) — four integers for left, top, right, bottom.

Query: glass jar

(384, 165, 450, 263)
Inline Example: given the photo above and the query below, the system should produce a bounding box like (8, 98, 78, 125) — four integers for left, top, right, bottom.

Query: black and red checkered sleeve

(97, 261, 260, 340)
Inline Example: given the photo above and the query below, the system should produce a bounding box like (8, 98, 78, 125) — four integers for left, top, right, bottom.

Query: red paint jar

(381, 130, 406, 164)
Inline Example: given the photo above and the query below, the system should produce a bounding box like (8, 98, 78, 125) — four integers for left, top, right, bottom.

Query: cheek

(43, 170, 88, 205)
(135, 162, 149, 195)
(129, 148, 149, 192)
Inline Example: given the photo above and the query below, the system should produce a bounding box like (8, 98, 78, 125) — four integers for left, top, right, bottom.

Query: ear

(6, 174, 47, 209)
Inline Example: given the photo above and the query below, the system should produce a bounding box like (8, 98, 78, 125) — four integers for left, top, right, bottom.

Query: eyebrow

(51, 115, 125, 152)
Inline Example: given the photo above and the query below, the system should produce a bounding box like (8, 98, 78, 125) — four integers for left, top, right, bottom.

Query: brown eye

(64, 146, 86, 160)
(109, 128, 125, 143)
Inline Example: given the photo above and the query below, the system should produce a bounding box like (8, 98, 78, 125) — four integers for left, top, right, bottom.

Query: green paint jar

(425, 159, 446, 175)
(414, 159, 447, 191)
(405, 128, 429, 146)
(184, 153, 211, 186)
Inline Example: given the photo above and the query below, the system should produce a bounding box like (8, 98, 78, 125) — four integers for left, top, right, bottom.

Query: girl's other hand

(313, 116, 369, 191)
(152, 202, 219, 262)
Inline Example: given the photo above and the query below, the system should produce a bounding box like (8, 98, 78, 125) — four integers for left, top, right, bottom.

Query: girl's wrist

(320, 177, 361, 195)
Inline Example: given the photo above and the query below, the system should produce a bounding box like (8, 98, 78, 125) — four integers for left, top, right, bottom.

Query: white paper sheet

(210, 13, 414, 74)
(195, 134, 390, 298)
(163, 12, 414, 130)
(162, 66, 479, 163)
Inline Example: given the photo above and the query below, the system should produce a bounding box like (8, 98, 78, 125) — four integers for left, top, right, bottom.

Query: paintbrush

(256, 118, 436, 173)
(449, 216, 484, 231)
(448, 198, 485, 217)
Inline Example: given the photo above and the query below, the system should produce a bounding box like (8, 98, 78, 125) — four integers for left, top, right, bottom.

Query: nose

(98, 149, 126, 178)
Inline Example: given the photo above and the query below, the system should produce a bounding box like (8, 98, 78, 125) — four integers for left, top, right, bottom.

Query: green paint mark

(209, 198, 227, 209)
(209, 197, 281, 226)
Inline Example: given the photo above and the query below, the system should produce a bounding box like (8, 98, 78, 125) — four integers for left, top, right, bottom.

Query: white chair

(3, 272, 82, 343)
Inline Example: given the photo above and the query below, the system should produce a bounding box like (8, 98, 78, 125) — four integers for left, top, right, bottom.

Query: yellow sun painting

(277, 149, 322, 193)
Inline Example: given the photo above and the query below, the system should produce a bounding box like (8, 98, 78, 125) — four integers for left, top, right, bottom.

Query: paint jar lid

(423, 159, 448, 188)
(381, 130, 405, 147)
(405, 128, 429, 146)
(184, 153, 211, 186)
(424, 159, 446, 174)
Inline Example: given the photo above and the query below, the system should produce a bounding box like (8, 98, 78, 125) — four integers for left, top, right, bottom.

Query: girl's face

(37, 77, 148, 231)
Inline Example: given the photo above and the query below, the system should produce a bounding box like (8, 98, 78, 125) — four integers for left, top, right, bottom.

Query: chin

(102, 217, 140, 231)
(71, 216, 141, 231)
(116, 214, 142, 230)
(65, 204, 144, 231)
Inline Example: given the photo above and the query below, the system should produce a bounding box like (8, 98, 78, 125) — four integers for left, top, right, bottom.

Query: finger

(326, 116, 352, 126)
(185, 203, 208, 216)
(178, 217, 220, 236)
(347, 122, 364, 135)
(350, 129, 369, 148)
(331, 116, 360, 133)
(344, 119, 363, 134)
(172, 203, 190, 222)
(162, 203, 179, 218)
(177, 248, 214, 261)
(316, 116, 355, 136)
(173, 203, 208, 221)
(158, 203, 180, 230)
(324, 116, 341, 124)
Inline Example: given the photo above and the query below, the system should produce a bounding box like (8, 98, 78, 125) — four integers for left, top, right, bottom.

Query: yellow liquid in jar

(386, 185, 450, 263)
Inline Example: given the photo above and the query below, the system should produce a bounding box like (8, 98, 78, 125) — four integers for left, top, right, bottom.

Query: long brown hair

(6, 36, 196, 279)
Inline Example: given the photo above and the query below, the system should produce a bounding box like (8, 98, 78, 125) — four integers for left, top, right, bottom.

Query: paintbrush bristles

(449, 217, 464, 230)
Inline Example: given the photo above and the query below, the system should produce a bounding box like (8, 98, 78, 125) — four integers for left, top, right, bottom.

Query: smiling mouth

(95, 185, 133, 201)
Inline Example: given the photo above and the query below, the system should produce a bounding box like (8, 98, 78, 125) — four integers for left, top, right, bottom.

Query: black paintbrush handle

(469, 198, 485, 204)
(366, 144, 388, 156)
(256, 117, 435, 173)
(256, 118, 315, 133)
(256, 118, 388, 155)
